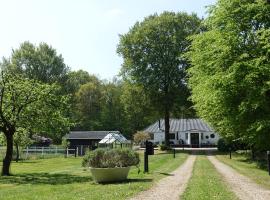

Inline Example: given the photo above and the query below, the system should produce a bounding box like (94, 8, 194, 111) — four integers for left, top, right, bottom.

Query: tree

(0, 71, 70, 176)
(118, 12, 201, 145)
(4, 41, 69, 85)
(133, 131, 151, 145)
(121, 82, 158, 135)
(187, 0, 270, 150)
(75, 81, 103, 130)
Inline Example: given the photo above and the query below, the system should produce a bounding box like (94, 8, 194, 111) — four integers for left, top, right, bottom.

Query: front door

(190, 133, 199, 148)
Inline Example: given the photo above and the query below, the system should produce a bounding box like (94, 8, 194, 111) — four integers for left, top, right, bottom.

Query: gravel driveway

(208, 155, 270, 200)
(130, 155, 196, 200)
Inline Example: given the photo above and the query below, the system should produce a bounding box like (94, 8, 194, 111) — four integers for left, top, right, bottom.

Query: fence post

(42, 147, 44, 156)
(229, 147, 232, 159)
(76, 147, 79, 157)
(67, 148, 69, 157)
(173, 148, 176, 158)
(81, 145, 83, 156)
(55, 146, 58, 155)
(26, 146, 29, 158)
(267, 151, 270, 176)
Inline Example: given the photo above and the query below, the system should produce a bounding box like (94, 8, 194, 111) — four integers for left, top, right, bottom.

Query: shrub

(159, 144, 171, 151)
(82, 148, 140, 168)
(133, 131, 151, 145)
(217, 138, 230, 152)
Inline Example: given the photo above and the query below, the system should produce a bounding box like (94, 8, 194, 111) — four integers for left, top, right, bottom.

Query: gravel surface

(130, 155, 196, 200)
(208, 155, 270, 200)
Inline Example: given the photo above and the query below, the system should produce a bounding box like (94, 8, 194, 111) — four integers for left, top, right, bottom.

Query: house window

(210, 133, 215, 139)
(150, 133, 154, 140)
(185, 133, 188, 140)
(206, 135, 209, 139)
(201, 133, 204, 139)
(169, 133, 175, 140)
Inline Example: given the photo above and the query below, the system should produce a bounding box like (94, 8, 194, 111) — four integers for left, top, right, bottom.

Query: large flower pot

(90, 166, 131, 183)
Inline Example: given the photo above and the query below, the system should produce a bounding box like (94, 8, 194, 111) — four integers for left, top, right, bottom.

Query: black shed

(65, 131, 120, 155)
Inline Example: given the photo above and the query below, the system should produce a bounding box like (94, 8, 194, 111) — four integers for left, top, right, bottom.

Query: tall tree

(187, 0, 270, 150)
(0, 71, 70, 176)
(4, 41, 69, 85)
(118, 12, 201, 145)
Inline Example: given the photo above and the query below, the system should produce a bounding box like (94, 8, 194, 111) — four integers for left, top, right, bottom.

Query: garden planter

(90, 166, 131, 183)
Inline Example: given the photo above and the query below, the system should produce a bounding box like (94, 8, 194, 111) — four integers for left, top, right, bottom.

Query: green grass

(181, 155, 238, 200)
(216, 153, 270, 189)
(0, 151, 188, 200)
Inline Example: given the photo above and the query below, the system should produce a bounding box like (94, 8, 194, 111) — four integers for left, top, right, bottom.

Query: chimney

(158, 119, 161, 130)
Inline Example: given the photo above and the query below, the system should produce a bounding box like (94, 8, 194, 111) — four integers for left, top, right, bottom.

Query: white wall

(150, 131, 220, 145)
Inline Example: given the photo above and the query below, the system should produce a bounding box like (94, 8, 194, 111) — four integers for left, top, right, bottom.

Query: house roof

(66, 131, 120, 140)
(99, 133, 129, 144)
(144, 118, 214, 133)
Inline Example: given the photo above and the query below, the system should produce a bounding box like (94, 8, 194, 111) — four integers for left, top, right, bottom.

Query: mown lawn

(216, 153, 270, 189)
(181, 155, 238, 200)
(0, 151, 188, 200)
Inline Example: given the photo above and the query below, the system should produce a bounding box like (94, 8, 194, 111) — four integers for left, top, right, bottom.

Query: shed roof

(144, 119, 214, 133)
(66, 131, 120, 140)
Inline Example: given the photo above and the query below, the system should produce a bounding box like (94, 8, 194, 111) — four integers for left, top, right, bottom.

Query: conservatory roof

(99, 133, 129, 144)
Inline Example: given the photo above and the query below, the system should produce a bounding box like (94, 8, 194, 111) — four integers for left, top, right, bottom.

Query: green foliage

(118, 11, 201, 144)
(217, 138, 230, 152)
(4, 41, 69, 85)
(82, 148, 140, 168)
(159, 144, 171, 151)
(61, 137, 70, 148)
(187, 0, 270, 150)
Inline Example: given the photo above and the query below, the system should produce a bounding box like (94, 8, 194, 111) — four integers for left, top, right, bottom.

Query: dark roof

(144, 119, 214, 133)
(66, 131, 120, 140)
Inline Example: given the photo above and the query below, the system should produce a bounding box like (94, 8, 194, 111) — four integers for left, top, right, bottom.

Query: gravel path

(130, 155, 196, 200)
(208, 155, 270, 200)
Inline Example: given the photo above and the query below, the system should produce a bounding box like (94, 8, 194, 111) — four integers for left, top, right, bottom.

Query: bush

(217, 138, 230, 152)
(82, 148, 140, 168)
(159, 144, 171, 151)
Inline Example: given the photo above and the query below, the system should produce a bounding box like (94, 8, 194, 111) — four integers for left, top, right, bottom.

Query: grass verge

(216, 153, 270, 189)
(0, 150, 188, 200)
(181, 155, 238, 200)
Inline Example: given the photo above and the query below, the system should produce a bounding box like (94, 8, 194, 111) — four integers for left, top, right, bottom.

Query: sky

(0, 0, 217, 80)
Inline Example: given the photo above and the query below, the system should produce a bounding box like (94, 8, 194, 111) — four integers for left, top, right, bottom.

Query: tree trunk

(2, 133, 14, 176)
(15, 142, 19, 163)
(164, 109, 170, 147)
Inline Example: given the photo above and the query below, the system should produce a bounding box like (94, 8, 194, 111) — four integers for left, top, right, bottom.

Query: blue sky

(0, 0, 216, 79)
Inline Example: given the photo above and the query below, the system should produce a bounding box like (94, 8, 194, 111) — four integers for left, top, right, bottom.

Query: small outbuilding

(65, 131, 120, 155)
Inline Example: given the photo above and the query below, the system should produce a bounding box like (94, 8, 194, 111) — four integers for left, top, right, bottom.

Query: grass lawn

(0, 151, 188, 200)
(181, 155, 238, 200)
(216, 153, 270, 189)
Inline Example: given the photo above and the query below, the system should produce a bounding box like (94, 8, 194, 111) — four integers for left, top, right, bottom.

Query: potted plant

(82, 148, 140, 183)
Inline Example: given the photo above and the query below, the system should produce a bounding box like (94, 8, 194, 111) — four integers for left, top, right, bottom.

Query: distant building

(65, 131, 120, 155)
(144, 119, 220, 147)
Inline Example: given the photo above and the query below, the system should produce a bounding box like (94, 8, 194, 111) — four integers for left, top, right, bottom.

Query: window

(150, 133, 154, 140)
(169, 133, 175, 140)
(201, 133, 204, 139)
(185, 133, 188, 140)
(210, 134, 215, 139)
(206, 135, 209, 139)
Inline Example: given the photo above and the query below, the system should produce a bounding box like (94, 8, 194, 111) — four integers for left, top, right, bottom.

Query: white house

(144, 118, 220, 147)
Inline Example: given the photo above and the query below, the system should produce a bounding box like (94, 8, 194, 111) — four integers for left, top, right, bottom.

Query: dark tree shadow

(158, 172, 174, 176)
(0, 173, 91, 185)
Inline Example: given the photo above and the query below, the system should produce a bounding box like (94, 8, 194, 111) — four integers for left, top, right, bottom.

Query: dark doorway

(190, 133, 199, 148)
